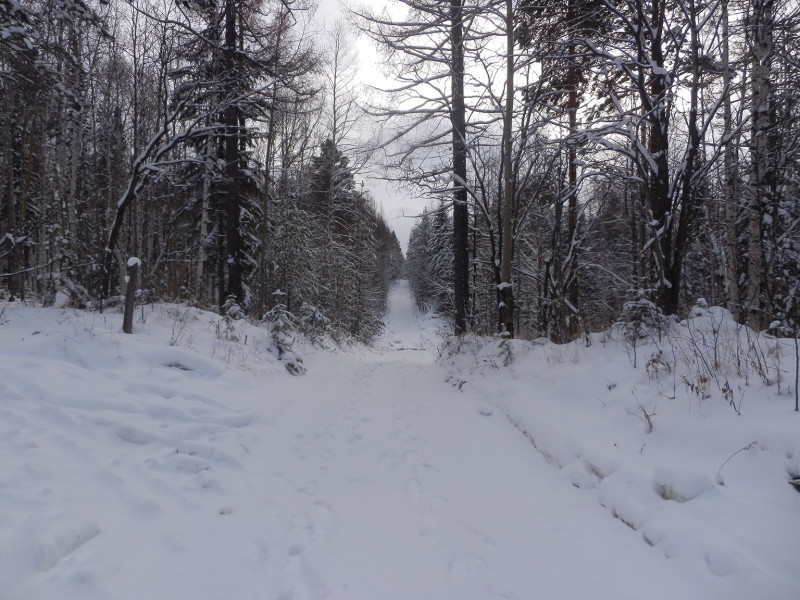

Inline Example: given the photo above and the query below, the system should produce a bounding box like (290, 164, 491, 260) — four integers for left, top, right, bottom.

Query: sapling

(614, 290, 667, 369)
(497, 332, 513, 367)
(263, 302, 305, 375)
(167, 305, 193, 346)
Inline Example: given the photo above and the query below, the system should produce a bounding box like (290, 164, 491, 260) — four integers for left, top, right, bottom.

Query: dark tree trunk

(565, 39, 579, 337)
(498, 0, 515, 337)
(451, 0, 470, 335)
(223, 0, 243, 306)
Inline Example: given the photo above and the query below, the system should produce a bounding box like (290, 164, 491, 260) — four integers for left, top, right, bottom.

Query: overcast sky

(313, 0, 429, 253)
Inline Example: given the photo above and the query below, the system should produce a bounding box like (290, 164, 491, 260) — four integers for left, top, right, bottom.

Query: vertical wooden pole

(123, 257, 139, 334)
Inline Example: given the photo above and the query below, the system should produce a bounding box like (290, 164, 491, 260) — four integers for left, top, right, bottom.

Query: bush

(613, 290, 668, 369)
(263, 303, 305, 375)
(614, 290, 668, 343)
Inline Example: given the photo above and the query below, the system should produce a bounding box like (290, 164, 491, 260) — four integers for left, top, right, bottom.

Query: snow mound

(653, 465, 714, 502)
(35, 520, 101, 571)
(441, 321, 800, 594)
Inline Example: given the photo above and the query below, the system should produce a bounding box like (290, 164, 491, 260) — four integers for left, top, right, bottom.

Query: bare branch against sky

(314, 0, 427, 252)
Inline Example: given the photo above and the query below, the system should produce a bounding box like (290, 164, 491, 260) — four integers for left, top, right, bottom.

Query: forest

(0, 0, 404, 342)
(2, 4, 800, 595)
(1, 0, 799, 343)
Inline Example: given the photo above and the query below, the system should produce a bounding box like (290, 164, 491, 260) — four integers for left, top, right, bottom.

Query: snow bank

(439, 313, 800, 598)
(1, 292, 798, 600)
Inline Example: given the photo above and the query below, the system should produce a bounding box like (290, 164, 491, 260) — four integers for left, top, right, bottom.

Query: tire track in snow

(264, 283, 517, 599)
(1, 287, 746, 600)
(259, 282, 725, 600)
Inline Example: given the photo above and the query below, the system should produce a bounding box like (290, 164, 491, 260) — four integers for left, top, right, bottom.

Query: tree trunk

(645, 1, 675, 315)
(565, 36, 580, 338)
(747, 0, 774, 328)
(450, 0, 470, 335)
(498, 0, 515, 337)
(669, 0, 702, 315)
(196, 134, 213, 300)
(722, 0, 741, 321)
(223, 0, 243, 306)
(123, 258, 139, 334)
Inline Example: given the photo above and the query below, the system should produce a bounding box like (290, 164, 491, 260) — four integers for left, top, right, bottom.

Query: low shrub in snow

(263, 303, 305, 376)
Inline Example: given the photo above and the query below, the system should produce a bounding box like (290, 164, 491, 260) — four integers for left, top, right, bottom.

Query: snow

(127, 257, 141, 268)
(53, 290, 71, 309)
(1, 283, 799, 599)
(443, 311, 800, 599)
(652, 465, 714, 502)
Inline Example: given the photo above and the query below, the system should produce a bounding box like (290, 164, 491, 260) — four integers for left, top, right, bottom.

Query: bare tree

(555, 0, 728, 316)
(354, 0, 482, 333)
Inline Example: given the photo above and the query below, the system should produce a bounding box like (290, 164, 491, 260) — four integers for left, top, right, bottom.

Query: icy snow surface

(1, 283, 798, 599)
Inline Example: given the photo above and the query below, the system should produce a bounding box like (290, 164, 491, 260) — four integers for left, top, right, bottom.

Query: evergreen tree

(406, 201, 452, 315)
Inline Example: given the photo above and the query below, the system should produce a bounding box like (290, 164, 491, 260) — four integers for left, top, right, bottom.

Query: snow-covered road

(253, 282, 720, 600)
(1, 282, 795, 599)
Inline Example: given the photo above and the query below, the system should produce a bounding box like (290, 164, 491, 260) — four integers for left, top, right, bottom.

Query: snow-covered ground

(1, 282, 798, 599)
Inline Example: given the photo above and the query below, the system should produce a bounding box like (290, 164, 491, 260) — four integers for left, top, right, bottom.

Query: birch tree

(0, 0, 107, 302)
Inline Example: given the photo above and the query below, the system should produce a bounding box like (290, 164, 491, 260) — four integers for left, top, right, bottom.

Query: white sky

(313, 0, 429, 253)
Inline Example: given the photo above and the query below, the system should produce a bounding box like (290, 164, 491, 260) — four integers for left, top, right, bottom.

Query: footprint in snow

(35, 520, 101, 571)
(149, 454, 210, 474)
(115, 425, 160, 445)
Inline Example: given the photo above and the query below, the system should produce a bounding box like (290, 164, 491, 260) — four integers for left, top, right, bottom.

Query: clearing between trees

(0, 282, 798, 599)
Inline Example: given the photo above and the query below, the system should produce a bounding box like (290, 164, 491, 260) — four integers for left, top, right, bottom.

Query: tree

(498, 0, 515, 337)
(355, 0, 478, 334)
(745, 0, 774, 327)
(406, 208, 434, 310)
(449, 0, 470, 335)
(222, 0, 245, 306)
(0, 0, 108, 302)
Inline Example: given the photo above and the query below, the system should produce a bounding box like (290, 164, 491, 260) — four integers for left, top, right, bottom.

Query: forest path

(250, 280, 711, 600)
(0, 282, 733, 600)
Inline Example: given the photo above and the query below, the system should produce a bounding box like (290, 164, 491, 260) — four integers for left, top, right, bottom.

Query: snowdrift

(440, 304, 800, 597)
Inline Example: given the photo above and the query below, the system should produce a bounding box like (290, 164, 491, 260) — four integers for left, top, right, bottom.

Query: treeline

(0, 0, 403, 340)
(361, 0, 800, 340)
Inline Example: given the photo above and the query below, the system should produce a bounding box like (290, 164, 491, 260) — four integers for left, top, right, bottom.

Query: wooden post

(123, 257, 140, 334)
(794, 328, 798, 412)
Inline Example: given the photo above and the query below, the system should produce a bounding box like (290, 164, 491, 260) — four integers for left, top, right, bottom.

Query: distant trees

(0, 0, 404, 342)
(4, 0, 800, 344)
(406, 201, 453, 314)
(366, 0, 800, 340)
(356, 0, 485, 334)
(302, 138, 397, 338)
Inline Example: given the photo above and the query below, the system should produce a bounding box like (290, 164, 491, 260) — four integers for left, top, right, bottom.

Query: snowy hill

(1, 284, 798, 599)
